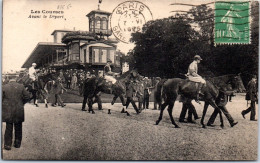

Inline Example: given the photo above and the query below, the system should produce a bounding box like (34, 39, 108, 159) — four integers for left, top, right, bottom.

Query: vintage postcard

(2, 0, 259, 160)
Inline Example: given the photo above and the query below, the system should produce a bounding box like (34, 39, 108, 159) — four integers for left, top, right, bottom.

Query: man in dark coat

(207, 88, 238, 127)
(2, 77, 31, 150)
(143, 77, 151, 109)
(125, 80, 141, 114)
(242, 75, 258, 121)
(51, 77, 67, 107)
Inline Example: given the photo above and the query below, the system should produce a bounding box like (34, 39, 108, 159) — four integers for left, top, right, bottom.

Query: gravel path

(2, 94, 258, 160)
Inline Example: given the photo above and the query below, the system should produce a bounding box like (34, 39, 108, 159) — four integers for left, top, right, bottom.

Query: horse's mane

(117, 70, 143, 81)
(206, 74, 238, 90)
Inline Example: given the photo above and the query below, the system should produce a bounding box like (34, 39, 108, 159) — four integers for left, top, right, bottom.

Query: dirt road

(2, 94, 258, 160)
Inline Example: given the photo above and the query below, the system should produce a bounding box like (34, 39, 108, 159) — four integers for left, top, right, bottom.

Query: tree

(130, 2, 259, 82)
(131, 16, 198, 77)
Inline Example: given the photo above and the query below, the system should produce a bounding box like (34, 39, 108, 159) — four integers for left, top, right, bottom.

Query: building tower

(86, 9, 112, 40)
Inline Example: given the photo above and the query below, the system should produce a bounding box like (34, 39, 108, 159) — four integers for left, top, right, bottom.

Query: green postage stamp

(215, 1, 250, 44)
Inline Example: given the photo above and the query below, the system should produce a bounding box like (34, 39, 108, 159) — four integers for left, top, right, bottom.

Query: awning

(22, 42, 67, 68)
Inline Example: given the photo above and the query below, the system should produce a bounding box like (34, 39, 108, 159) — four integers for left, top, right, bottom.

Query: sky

(2, 0, 212, 73)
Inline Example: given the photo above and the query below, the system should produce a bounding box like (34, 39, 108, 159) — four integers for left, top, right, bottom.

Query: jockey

(28, 63, 38, 89)
(187, 55, 206, 102)
(29, 63, 37, 81)
(104, 60, 119, 84)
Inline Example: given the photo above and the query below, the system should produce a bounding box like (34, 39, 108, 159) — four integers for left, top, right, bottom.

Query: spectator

(2, 77, 31, 150)
(51, 77, 67, 107)
(71, 73, 78, 90)
(125, 80, 141, 114)
(143, 77, 152, 109)
(242, 75, 258, 121)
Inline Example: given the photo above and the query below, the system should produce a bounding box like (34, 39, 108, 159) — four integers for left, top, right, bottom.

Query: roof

(51, 29, 73, 35)
(86, 10, 112, 17)
(22, 42, 66, 68)
(62, 31, 96, 43)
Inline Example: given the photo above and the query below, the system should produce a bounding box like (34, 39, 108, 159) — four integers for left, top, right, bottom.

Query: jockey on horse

(28, 63, 38, 89)
(104, 60, 119, 84)
(186, 55, 206, 103)
(103, 60, 125, 105)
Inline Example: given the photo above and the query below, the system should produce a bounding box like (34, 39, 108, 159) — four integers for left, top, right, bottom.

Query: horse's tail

(154, 80, 165, 105)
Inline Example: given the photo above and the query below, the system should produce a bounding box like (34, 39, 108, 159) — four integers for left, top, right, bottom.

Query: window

(95, 17, 101, 29)
(101, 17, 107, 30)
(109, 50, 115, 63)
(94, 49, 99, 63)
(90, 19, 94, 31)
(101, 49, 107, 63)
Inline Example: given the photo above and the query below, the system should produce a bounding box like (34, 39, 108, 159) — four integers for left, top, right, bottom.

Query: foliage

(130, 2, 259, 83)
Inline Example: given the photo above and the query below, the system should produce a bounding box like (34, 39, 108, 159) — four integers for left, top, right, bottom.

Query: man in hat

(2, 77, 31, 150)
(241, 75, 258, 121)
(187, 55, 206, 103)
(104, 60, 119, 84)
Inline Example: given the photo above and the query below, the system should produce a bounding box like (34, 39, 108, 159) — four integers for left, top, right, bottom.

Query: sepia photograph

(2, 0, 259, 160)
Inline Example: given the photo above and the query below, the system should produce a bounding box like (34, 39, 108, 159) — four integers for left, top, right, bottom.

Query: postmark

(214, 1, 250, 44)
(110, 1, 153, 43)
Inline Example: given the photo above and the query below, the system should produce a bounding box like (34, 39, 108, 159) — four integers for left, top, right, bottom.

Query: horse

(154, 74, 240, 128)
(81, 70, 145, 113)
(17, 72, 56, 107)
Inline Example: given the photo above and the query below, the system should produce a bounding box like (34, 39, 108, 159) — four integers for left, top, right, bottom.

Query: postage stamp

(110, 1, 153, 43)
(215, 1, 250, 44)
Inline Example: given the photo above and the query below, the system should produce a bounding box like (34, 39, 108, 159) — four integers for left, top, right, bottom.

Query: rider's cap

(252, 75, 257, 79)
(194, 55, 202, 60)
(32, 63, 37, 66)
(107, 60, 112, 63)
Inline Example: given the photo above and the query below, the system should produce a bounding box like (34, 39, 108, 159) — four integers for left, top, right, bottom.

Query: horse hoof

(45, 104, 48, 108)
(126, 111, 130, 116)
(121, 108, 126, 113)
(92, 111, 95, 114)
(82, 109, 87, 111)
(175, 125, 180, 128)
(155, 121, 159, 125)
(220, 125, 224, 129)
(202, 125, 206, 129)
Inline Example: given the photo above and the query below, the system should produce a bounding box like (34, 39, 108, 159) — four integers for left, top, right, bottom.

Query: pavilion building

(22, 9, 122, 74)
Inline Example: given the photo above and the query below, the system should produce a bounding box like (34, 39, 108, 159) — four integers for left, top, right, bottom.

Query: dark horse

(17, 72, 56, 107)
(81, 70, 144, 113)
(154, 74, 239, 128)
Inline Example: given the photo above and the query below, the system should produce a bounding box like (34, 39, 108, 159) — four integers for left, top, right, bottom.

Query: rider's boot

(195, 83, 204, 104)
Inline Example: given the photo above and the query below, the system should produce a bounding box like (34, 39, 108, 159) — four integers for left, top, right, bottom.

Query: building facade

(22, 9, 122, 75)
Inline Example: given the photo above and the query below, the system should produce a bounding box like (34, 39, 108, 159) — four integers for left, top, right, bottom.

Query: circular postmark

(110, 1, 153, 43)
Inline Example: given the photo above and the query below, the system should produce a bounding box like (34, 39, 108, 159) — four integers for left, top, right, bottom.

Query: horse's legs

(44, 99, 48, 108)
(167, 100, 180, 128)
(155, 102, 168, 125)
(201, 102, 209, 128)
(82, 96, 87, 111)
(94, 95, 102, 110)
(208, 100, 224, 128)
(111, 95, 118, 105)
(119, 95, 126, 106)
